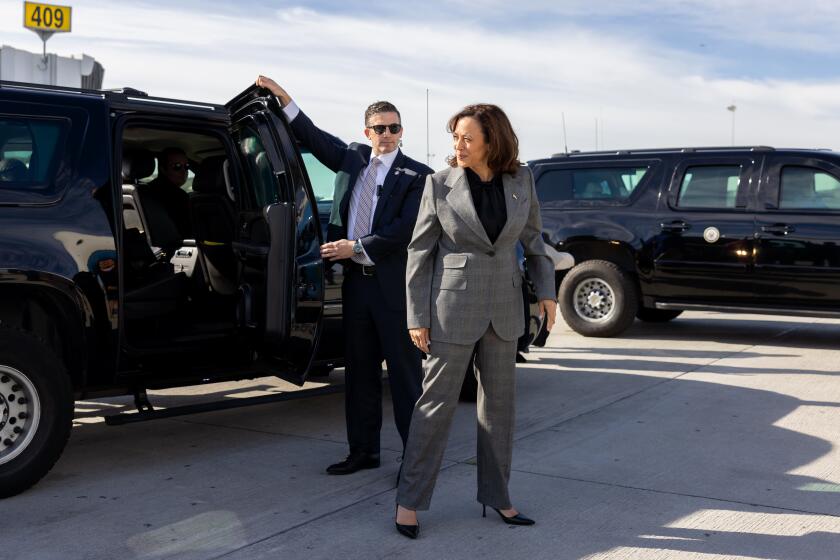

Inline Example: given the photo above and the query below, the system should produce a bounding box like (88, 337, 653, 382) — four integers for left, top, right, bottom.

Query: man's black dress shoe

(326, 453, 380, 475)
(482, 504, 536, 526)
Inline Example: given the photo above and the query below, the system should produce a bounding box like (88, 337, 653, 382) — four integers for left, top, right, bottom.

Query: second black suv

(530, 146, 840, 336)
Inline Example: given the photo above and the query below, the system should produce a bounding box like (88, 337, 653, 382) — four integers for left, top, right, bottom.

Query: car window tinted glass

(0, 118, 66, 188)
(238, 126, 280, 207)
(301, 150, 335, 203)
(536, 166, 649, 204)
(677, 165, 741, 208)
(780, 166, 840, 210)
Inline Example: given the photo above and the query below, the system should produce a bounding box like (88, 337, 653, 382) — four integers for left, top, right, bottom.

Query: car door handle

(660, 221, 690, 232)
(760, 224, 795, 235)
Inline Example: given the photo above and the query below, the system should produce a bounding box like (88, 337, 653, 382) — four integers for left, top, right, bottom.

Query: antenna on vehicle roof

(562, 112, 569, 155)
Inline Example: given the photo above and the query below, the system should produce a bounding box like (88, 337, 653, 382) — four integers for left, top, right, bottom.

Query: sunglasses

(367, 123, 402, 135)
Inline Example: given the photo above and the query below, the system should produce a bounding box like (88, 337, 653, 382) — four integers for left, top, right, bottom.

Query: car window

(780, 166, 840, 210)
(0, 117, 67, 189)
(238, 126, 280, 208)
(300, 149, 335, 203)
(676, 165, 741, 209)
(536, 166, 649, 204)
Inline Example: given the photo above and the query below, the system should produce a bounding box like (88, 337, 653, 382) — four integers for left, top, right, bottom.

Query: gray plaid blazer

(406, 165, 555, 345)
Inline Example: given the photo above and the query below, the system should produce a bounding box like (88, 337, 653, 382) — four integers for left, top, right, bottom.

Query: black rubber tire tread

(0, 327, 73, 499)
(558, 260, 639, 337)
(636, 308, 683, 322)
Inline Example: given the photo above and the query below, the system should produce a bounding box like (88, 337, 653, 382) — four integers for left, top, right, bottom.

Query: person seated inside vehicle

(0, 158, 28, 183)
(138, 147, 193, 239)
(581, 180, 607, 199)
(781, 169, 828, 209)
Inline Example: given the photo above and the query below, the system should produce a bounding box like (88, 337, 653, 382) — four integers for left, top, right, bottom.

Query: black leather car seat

(121, 149, 187, 319)
(123, 150, 185, 256)
(189, 156, 238, 295)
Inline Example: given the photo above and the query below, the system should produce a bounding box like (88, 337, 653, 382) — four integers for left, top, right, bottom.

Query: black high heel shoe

(482, 504, 536, 526)
(395, 506, 420, 539)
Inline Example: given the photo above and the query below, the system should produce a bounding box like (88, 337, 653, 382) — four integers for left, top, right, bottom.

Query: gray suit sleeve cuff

(407, 315, 430, 330)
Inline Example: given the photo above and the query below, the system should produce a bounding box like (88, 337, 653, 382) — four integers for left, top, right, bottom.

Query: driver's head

(0, 158, 28, 182)
(158, 147, 188, 188)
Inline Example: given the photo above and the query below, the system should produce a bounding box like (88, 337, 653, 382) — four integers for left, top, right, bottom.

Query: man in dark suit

(256, 76, 433, 475)
(136, 147, 193, 240)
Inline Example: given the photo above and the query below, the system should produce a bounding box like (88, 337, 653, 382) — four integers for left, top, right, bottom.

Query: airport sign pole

(22, 1, 72, 64)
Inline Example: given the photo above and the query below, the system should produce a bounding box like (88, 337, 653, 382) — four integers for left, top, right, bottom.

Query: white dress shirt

(283, 100, 398, 265)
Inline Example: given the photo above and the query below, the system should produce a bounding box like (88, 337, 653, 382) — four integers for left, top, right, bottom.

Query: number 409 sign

(24, 1, 72, 33)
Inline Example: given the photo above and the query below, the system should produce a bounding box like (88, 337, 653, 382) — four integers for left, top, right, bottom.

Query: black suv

(0, 82, 344, 497)
(530, 146, 840, 336)
(0, 81, 543, 497)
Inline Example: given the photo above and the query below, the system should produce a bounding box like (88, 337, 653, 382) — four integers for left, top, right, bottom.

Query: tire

(558, 260, 639, 337)
(0, 327, 73, 498)
(636, 307, 683, 322)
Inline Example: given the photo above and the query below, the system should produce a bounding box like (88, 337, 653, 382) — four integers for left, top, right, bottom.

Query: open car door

(226, 86, 325, 385)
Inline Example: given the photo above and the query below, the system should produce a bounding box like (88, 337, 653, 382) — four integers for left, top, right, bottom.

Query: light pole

(425, 88, 434, 167)
(726, 104, 737, 146)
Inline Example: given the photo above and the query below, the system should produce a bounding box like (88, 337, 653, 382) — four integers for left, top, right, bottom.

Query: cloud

(3, 1, 840, 164)
(454, 0, 840, 54)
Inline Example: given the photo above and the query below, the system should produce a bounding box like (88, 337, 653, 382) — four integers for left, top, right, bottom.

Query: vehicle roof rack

(104, 88, 222, 112)
(103, 87, 148, 97)
(0, 79, 103, 97)
(1, 80, 224, 114)
(549, 146, 777, 158)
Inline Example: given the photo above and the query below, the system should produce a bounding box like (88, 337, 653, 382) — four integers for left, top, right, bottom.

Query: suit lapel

(371, 150, 405, 229)
(445, 167, 493, 248)
(492, 170, 525, 248)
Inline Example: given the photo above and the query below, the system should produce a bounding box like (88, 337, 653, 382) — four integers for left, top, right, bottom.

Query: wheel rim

(572, 277, 618, 323)
(0, 365, 42, 466)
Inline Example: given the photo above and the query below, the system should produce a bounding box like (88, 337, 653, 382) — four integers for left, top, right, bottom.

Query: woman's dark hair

(446, 104, 520, 174)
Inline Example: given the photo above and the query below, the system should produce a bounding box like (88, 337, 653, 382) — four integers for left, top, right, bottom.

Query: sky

(3, 0, 840, 167)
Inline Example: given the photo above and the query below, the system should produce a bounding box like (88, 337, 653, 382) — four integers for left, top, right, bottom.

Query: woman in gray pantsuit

(394, 104, 557, 538)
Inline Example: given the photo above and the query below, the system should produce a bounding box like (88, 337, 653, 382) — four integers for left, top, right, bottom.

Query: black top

(466, 167, 507, 243)
(142, 177, 192, 239)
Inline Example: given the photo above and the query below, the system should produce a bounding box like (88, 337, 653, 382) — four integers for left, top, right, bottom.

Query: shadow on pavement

(4, 318, 840, 559)
(505, 338, 840, 558)
(620, 315, 840, 351)
(534, 352, 833, 376)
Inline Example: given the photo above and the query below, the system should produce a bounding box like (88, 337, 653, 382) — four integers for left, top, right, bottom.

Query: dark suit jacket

(289, 110, 433, 311)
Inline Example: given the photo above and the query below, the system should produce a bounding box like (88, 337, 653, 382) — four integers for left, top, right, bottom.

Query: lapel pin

(512, 193, 518, 200)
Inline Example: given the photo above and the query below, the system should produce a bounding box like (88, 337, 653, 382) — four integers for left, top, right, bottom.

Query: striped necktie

(350, 158, 382, 263)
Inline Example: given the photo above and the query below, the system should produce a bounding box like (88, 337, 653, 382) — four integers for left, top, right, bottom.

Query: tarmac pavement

(3, 311, 840, 559)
